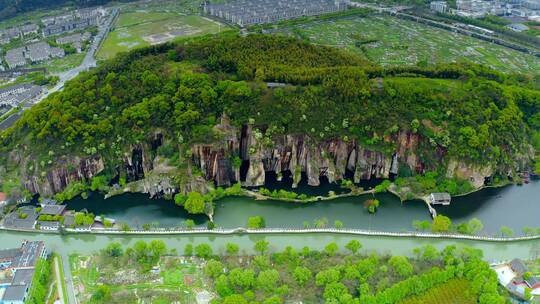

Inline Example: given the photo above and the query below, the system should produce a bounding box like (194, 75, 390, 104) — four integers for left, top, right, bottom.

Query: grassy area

(97, 11, 227, 60)
(400, 278, 476, 304)
(31, 52, 86, 74)
(279, 15, 540, 73)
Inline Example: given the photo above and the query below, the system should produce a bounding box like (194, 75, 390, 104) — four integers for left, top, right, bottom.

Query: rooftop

(12, 241, 45, 268)
(510, 258, 528, 275)
(1, 285, 27, 302)
(12, 268, 35, 286)
(0, 192, 6, 201)
(430, 192, 451, 200)
(40, 204, 66, 216)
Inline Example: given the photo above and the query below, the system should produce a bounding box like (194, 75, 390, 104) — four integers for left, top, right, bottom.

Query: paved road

(61, 253, 77, 304)
(54, 256, 66, 304)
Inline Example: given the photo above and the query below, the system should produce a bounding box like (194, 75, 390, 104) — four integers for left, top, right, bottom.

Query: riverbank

(2, 226, 540, 243)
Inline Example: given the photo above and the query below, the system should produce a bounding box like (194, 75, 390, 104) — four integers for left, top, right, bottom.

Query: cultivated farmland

(281, 15, 540, 73)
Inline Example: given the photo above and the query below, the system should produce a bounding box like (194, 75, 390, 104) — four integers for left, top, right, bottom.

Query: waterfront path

(88, 228, 540, 242)
(1, 226, 535, 243)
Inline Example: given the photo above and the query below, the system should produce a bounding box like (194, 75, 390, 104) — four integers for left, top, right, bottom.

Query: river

(64, 179, 540, 235)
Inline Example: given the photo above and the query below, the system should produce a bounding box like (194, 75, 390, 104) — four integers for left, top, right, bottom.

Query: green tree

(500, 226, 514, 237)
(195, 243, 213, 259)
(254, 239, 270, 255)
(183, 219, 195, 230)
(293, 266, 312, 286)
(204, 259, 224, 278)
(334, 220, 344, 229)
(257, 269, 280, 292)
(247, 216, 266, 229)
(432, 215, 452, 232)
(345, 240, 362, 254)
(229, 268, 256, 291)
(468, 218, 484, 235)
(315, 268, 341, 286)
(324, 242, 339, 256)
(222, 294, 248, 304)
(183, 192, 206, 214)
(184, 243, 193, 256)
(324, 282, 350, 302)
(90, 285, 112, 303)
(226, 242, 240, 255)
(389, 256, 413, 277)
(412, 220, 432, 231)
(104, 242, 123, 257)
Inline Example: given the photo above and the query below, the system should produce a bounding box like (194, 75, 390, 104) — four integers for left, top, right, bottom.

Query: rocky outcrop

(446, 159, 493, 188)
(24, 156, 105, 197)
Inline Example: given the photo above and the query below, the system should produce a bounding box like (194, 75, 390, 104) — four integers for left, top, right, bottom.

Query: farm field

(97, 11, 227, 60)
(281, 15, 540, 73)
(399, 279, 476, 304)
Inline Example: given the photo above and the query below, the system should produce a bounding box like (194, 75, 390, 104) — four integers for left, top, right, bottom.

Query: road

(61, 253, 77, 304)
(54, 256, 66, 304)
(0, 8, 118, 131)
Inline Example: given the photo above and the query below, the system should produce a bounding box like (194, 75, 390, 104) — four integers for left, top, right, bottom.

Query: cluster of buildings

(203, 0, 350, 27)
(430, 0, 540, 19)
(56, 32, 91, 53)
(4, 42, 65, 69)
(0, 83, 44, 117)
(0, 241, 48, 304)
(2, 199, 101, 232)
(0, 24, 39, 45)
(494, 258, 540, 301)
(42, 7, 106, 37)
(0, 7, 105, 46)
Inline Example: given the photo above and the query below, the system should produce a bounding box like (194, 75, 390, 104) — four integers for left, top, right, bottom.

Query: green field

(97, 11, 227, 60)
(32, 52, 86, 74)
(282, 15, 540, 73)
(400, 279, 476, 304)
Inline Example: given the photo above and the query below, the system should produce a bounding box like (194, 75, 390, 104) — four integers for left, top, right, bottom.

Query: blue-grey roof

(12, 268, 35, 286)
(2, 284, 28, 301)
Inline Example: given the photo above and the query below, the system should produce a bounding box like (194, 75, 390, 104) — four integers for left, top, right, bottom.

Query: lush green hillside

(0, 34, 539, 202)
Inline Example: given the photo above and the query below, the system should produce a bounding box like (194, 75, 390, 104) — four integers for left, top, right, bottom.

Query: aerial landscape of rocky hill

(0, 34, 538, 206)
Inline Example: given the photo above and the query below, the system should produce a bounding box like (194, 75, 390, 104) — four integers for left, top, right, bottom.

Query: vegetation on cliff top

(0, 33, 539, 202)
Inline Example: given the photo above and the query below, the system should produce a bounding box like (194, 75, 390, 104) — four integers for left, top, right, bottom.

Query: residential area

(0, 6, 111, 71)
(0, 240, 48, 303)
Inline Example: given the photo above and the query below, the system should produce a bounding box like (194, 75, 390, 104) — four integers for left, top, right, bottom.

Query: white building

(431, 1, 449, 13)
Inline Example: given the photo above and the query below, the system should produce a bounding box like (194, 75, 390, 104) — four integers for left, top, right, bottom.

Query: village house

(3, 207, 38, 230)
(429, 192, 451, 205)
(494, 258, 540, 301)
(4, 48, 27, 69)
(20, 24, 39, 36)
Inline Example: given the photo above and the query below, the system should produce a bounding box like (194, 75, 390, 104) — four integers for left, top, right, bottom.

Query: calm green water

(2, 230, 540, 261)
(64, 180, 540, 235)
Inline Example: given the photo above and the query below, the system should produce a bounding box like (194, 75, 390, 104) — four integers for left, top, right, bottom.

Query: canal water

(64, 180, 540, 235)
(2, 230, 540, 262)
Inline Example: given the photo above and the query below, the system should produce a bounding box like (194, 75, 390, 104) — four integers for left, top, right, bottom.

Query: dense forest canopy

(0, 34, 539, 188)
